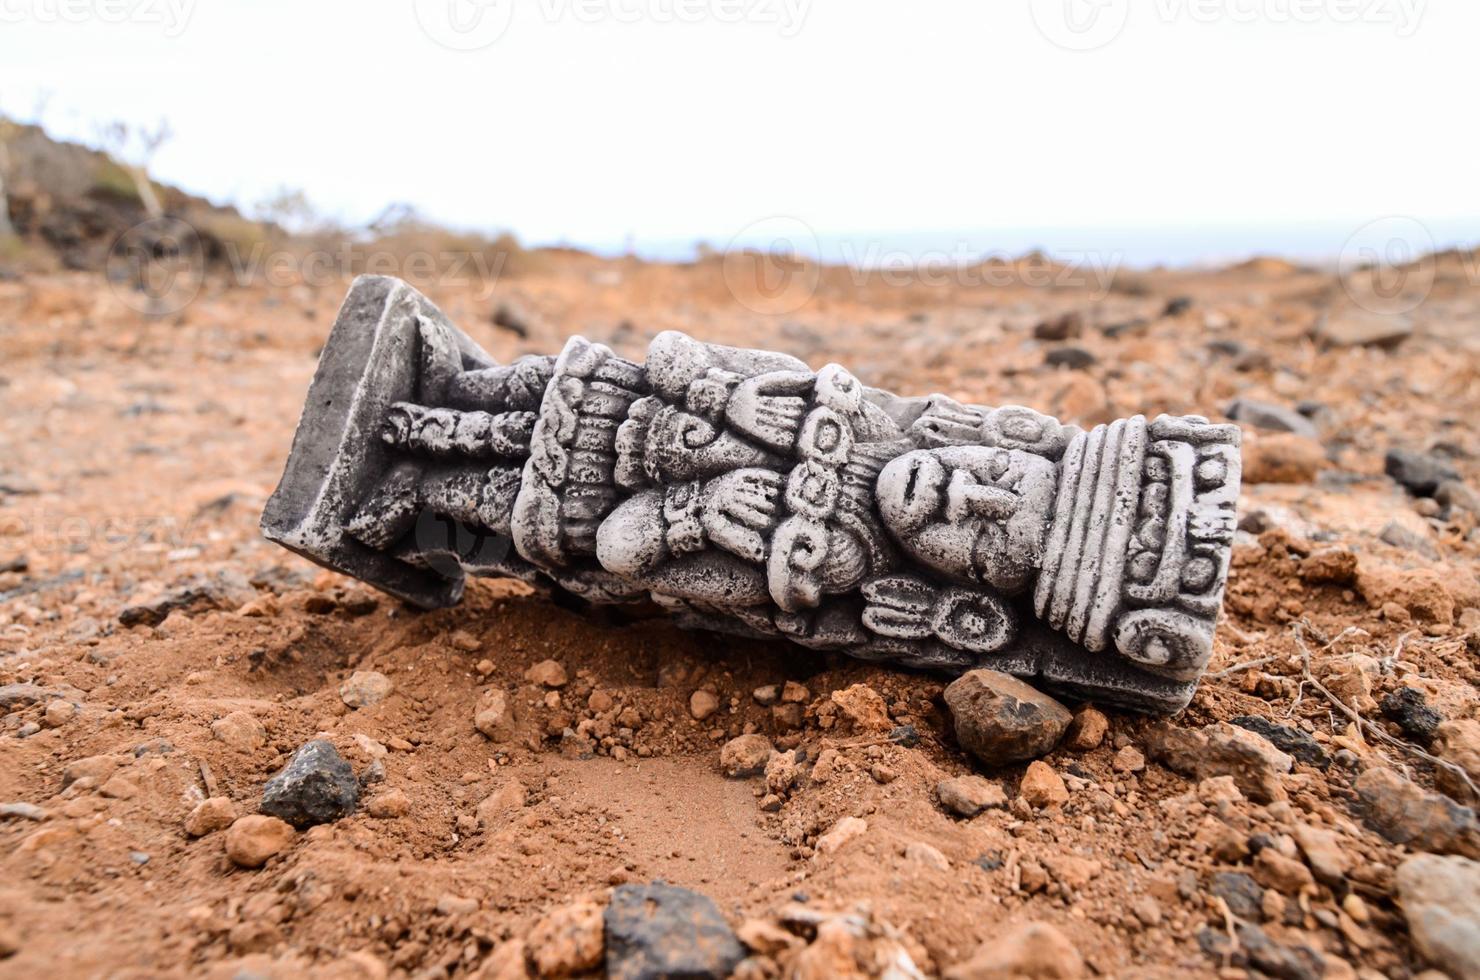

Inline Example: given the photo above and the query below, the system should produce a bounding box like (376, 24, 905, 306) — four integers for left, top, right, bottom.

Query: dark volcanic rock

(1199, 923, 1326, 980)
(491, 301, 531, 338)
(1380, 687, 1443, 744)
(260, 740, 359, 828)
(1210, 871, 1264, 919)
(1353, 767, 1480, 858)
(943, 670, 1071, 766)
(1379, 520, 1439, 559)
(1032, 311, 1083, 341)
(1437, 480, 1480, 516)
(118, 570, 256, 627)
(1225, 399, 1318, 439)
(1231, 716, 1330, 769)
(605, 882, 745, 980)
(0, 683, 51, 711)
(887, 724, 920, 748)
(1044, 345, 1096, 370)
(1102, 317, 1149, 338)
(1385, 448, 1460, 498)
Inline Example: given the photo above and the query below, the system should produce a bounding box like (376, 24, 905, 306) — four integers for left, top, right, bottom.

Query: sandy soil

(1, 251, 1478, 979)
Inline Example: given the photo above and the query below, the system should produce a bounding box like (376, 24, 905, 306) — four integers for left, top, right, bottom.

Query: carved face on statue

(876, 446, 1057, 592)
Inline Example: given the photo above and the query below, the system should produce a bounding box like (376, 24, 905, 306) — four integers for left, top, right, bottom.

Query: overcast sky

(1, 0, 1473, 264)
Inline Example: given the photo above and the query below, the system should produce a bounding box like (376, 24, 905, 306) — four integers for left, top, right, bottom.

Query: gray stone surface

(943, 669, 1072, 764)
(1231, 715, 1330, 769)
(605, 881, 745, 980)
(262, 277, 1244, 714)
(260, 740, 359, 828)
(1385, 448, 1461, 497)
(1210, 871, 1264, 920)
(1225, 398, 1318, 439)
(1395, 853, 1480, 979)
(1354, 767, 1480, 858)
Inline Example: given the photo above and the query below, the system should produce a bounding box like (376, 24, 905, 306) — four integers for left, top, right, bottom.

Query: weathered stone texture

(263, 277, 1242, 715)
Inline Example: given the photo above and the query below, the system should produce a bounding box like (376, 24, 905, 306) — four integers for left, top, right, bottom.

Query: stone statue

(262, 277, 1241, 712)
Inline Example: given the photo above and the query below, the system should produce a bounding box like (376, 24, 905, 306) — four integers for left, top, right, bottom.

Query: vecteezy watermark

(1337, 215, 1437, 316)
(838, 240, 1122, 297)
(0, 0, 196, 36)
(0, 507, 210, 559)
(1031, 0, 1426, 51)
(721, 215, 822, 316)
(1029, 0, 1131, 51)
(412, 509, 513, 579)
(218, 240, 511, 301)
(1156, 0, 1425, 34)
(414, 0, 810, 51)
(413, 0, 515, 50)
(105, 217, 513, 315)
(719, 216, 1125, 315)
(106, 216, 204, 316)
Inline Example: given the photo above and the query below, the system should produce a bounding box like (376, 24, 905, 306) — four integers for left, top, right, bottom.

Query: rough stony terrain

(2, 245, 1479, 979)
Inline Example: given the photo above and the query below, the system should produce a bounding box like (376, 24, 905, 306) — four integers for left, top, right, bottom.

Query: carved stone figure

(262, 277, 1241, 712)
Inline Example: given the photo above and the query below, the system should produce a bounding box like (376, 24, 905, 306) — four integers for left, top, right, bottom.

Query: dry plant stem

(198, 759, 219, 798)
(1291, 619, 1479, 800)
(1215, 895, 1240, 964)
(1207, 653, 1279, 679)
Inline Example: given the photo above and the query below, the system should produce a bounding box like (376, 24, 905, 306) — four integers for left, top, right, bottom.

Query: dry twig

(1291, 619, 1478, 800)
(1208, 654, 1279, 679)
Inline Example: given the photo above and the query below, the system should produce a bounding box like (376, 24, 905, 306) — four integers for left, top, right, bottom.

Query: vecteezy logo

(413, 0, 514, 51)
(721, 215, 822, 317)
(105, 216, 204, 315)
(1029, 0, 1129, 51)
(413, 508, 513, 579)
(1338, 215, 1436, 316)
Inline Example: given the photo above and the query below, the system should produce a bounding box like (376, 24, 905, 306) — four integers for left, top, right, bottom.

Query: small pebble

(225, 815, 295, 869)
(1019, 761, 1069, 808)
(524, 659, 568, 688)
(689, 689, 719, 721)
(42, 700, 76, 728)
(339, 670, 393, 709)
(184, 797, 237, 837)
(0, 802, 47, 822)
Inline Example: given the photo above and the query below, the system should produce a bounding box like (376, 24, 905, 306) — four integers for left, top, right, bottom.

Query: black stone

(1240, 924, 1325, 980)
(491, 302, 531, 338)
(1209, 871, 1264, 920)
(1032, 312, 1082, 341)
(1224, 399, 1318, 439)
(1231, 715, 1329, 769)
(1380, 687, 1443, 744)
(1384, 448, 1460, 498)
(1102, 317, 1148, 338)
(888, 724, 920, 748)
(1200, 924, 1323, 980)
(1044, 346, 1096, 370)
(604, 882, 745, 980)
(1162, 296, 1194, 317)
(1379, 521, 1438, 560)
(260, 740, 359, 828)
(974, 850, 1005, 871)
(0, 683, 51, 711)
